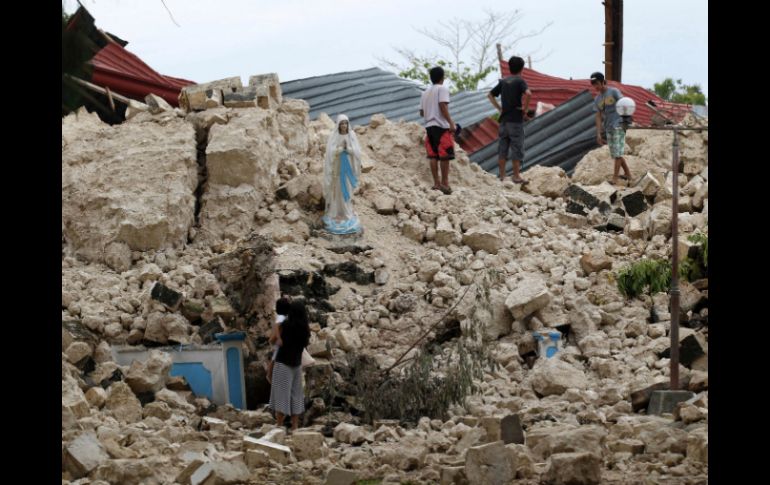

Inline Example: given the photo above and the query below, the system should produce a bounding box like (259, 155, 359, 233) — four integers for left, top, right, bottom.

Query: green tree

(652, 78, 707, 105)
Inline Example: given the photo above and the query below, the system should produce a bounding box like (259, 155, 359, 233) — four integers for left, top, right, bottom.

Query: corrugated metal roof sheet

(456, 117, 499, 153)
(281, 68, 423, 126)
(497, 63, 691, 127)
(281, 68, 500, 144)
(469, 90, 599, 176)
(90, 43, 195, 106)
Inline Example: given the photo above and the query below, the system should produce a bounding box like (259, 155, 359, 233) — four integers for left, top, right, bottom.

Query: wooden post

(496, 43, 504, 77)
(604, 0, 613, 80)
(105, 86, 116, 112)
(603, 0, 623, 81)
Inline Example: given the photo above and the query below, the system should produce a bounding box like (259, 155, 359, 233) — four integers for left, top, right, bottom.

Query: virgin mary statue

(322, 114, 363, 234)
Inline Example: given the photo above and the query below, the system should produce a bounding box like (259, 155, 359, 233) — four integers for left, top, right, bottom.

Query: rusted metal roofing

(90, 43, 195, 106)
(66, 5, 194, 106)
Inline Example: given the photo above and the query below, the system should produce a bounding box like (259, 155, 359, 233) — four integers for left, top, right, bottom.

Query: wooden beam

(105, 86, 116, 112)
(66, 75, 133, 105)
(97, 28, 118, 46)
(615, 0, 624, 81)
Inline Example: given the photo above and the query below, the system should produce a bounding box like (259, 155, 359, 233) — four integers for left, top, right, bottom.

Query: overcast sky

(64, 0, 708, 96)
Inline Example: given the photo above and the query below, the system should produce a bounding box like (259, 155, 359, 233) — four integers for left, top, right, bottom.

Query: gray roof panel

(281, 68, 499, 129)
(470, 90, 600, 175)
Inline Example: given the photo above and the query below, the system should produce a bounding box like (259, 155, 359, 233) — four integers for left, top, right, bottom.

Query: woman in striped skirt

(269, 300, 311, 431)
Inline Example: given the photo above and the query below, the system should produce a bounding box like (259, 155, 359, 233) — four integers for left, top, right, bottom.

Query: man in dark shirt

(488, 56, 532, 184)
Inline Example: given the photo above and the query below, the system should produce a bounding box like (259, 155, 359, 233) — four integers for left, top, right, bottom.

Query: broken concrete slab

(85, 386, 107, 409)
(204, 89, 224, 109)
(189, 462, 214, 485)
(245, 449, 270, 468)
(223, 88, 257, 108)
(248, 72, 282, 105)
(609, 439, 645, 455)
(659, 331, 707, 368)
(462, 225, 504, 254)
(124, 350, 172, 394)
(210, 296, 236, 321)
(105, 381, 142, 423)
(144, 93, 173, 114)
(64, 432, 109, 479)
(579, 253, 613, 275)
(505, 278, 551, 320)
(65, 341, 93, 365)
(621, 190, 648, 217)
(636, 171, 662, 197)
(543, 451, 602, 485)
(527, 425, 606, 460)
(464, 441, 514, 485)
(324, 467, 358, 485)
(440, 466, 467, 485)
(150, 282, 183, 311)
(181, 77, 243, 111)
(125, 99, 150, 120)
(563, 184, 611, 214)
(333, 422, 368, 445)
(606, 213, 625, 232)
(291, 431, 328, 461)
(205, 460, 251, 484)
(435, 215, 461, 247)
(648, 390, 696, 415)
(630, 381, 669, 412)
(372, 194, 397, 215)
(530, 358, 589, 397)
(242, 436, 292, 464)
(500, 414, 525, 445)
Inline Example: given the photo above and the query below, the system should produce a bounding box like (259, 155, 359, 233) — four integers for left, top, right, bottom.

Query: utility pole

(603, 0, 623, 81)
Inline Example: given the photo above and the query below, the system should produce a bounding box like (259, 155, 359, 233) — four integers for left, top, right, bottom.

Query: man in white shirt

(419, 66, 457, 195)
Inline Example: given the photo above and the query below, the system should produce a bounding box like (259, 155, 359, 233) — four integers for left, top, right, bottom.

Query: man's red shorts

(425, 126, 455, 160)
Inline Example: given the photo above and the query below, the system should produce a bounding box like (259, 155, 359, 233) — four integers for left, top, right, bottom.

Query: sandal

(439, 185, 453, 195)
(512, 178, 529, 185)
(431, 185, 442, 191)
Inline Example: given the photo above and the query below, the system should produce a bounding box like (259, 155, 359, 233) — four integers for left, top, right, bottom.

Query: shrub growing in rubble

(616, 259, 672, 299)
(351, 271, 500, 424)
(616, 229, 708, 298)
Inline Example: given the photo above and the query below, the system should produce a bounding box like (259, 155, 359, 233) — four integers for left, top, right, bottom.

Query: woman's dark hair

(275, 297, 291, 316)
(281, 300, 311, 348)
